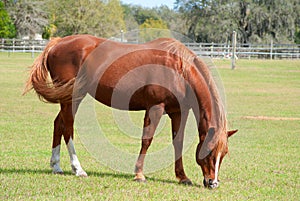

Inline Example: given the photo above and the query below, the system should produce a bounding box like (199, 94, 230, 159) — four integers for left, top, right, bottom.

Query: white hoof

(75, 169, 88, 177)
(72, 165, 88, 177)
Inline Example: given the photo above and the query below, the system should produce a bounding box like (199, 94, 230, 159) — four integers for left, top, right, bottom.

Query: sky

(121, 0, 176, 9)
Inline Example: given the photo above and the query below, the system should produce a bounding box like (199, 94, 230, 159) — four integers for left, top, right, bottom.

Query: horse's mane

(161, 38, 228, 152)
(160, 39, 195, 75)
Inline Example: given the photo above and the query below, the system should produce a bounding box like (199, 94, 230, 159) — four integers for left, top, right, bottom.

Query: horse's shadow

(0, 168, 201, 188)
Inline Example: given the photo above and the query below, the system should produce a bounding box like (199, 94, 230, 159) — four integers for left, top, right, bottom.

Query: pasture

(0, 52, 299, 200)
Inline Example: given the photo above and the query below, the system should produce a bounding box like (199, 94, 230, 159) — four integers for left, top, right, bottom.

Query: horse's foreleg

(169, 110, 192, 185)
(134, 104, 165, 182)
(50, 112, 64, 174)
(61, 103, 87, 177)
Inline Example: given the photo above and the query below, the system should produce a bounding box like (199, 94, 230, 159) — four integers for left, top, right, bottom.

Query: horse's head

(196, 128, 237, 189)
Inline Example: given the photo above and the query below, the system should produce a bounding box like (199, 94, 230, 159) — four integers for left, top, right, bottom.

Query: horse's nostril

(209, 179, 213, 185)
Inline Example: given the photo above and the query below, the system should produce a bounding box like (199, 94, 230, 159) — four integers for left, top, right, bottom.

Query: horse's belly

(91, 85, 147, 110)
(92, 84, 184, 112)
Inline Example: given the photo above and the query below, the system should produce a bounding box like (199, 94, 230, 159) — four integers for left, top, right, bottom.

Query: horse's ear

(227, 129, 238, 138)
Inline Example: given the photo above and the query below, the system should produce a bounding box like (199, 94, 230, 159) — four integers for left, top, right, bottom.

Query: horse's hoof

(134, 175, 147, 183)
(179, 179, 193, 186)
(134, 173, 146, 183)
(53, 171, 64, 175)
(134, 178, 147, 183)
(75, 170, 88, 177)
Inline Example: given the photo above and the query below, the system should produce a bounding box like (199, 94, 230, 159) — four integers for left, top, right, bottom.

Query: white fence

(0, 38, 47, 58)
(1, 38, 300, 59)
(185, 42, 300, 59)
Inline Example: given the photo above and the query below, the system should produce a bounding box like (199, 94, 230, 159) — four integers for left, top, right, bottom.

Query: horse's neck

(192, 57, 226, 133)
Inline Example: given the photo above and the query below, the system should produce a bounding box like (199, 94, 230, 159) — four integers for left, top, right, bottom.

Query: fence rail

(0, 38, 47, 58)
(1, 38, 300, 59)
(185, 42, 300, 59)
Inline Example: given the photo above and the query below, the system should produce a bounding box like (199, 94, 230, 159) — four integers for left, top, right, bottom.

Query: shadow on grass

(0, 167, 201, 188)
(89, 171, 202, 188)
(0, 167, 52, 175)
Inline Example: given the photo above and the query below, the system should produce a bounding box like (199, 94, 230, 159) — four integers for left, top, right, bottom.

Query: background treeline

(1, 0, 299, 44)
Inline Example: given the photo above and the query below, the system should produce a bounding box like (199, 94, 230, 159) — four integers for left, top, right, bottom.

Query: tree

(175, 0, 209, 41)
(138, 18, 170, 42)
(102, 0, 126, 37)
(48, 0, 125, 37)
(122, 3, 139, 31)
(7, 0, 48, 39)
(295, 29, 300, 44)
(248, 0, 298, 43)
(122, 4, 186, 37)
(175, 0, 300, 44)
(131, 6, 161, 25)
(0, 1, 16, 38)
(152, 5, 188, 38)
(139, 18, 168, 30)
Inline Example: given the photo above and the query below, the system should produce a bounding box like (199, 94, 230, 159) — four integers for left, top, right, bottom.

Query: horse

(24, 34, 237, 189)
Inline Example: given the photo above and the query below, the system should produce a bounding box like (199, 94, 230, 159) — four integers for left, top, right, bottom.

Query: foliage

(2, 0, 299, 44)
(122, 4, 187, 40)
(41, 24, 55, 40)
(139, 18, 168, 30)
(295, 28, 300, 44)
(121, 4, 139, 31)
(0, 1, 16, 38)
(106, 0, 126, 36)
(48, 0, 125, 38)
(138, 18, 169, 42)
(129, 5, 161, 25)
(151, 5, 188, 37)
(175, 0, 300, 44)
(7, 0, 48, 39)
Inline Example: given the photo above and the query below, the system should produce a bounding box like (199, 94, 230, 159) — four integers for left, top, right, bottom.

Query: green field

(0, 52, 299, 200)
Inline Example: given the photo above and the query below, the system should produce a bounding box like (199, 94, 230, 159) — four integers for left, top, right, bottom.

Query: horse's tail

(23, 37, 74, 104)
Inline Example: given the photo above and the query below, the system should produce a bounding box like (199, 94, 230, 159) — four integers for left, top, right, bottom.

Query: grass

(0, 52, 299, 200)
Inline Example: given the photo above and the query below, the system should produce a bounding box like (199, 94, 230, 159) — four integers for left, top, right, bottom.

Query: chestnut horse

(24, 34, 237, 188)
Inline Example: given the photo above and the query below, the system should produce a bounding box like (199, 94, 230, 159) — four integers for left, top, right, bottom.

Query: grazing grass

(0, 52, 299, 200)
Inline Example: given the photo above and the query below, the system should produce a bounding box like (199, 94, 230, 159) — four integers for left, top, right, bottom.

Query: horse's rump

(24, 35, 105, 103)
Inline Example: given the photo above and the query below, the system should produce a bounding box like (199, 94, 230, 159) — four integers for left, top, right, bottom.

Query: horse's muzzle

(203, 178, 219, 189)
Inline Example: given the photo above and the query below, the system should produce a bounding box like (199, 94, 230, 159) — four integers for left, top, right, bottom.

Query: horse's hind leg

(134, 103, 165, 182)
(169, 110, 192, 185)
(50, 112, 64, 174)
(60, 103, 87, 177)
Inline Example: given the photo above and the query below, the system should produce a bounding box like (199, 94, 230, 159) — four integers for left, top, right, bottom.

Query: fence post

(12, 38, 15, 53)
(120, 30, 124, 42)
(270, 39, 273, 60)
(211, 42, 214, 58)
(31, 45, 34, 58)
(231, 31, 237, 70)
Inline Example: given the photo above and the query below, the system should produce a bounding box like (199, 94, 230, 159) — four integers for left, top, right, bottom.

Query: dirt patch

(242, 116, 300, 121)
